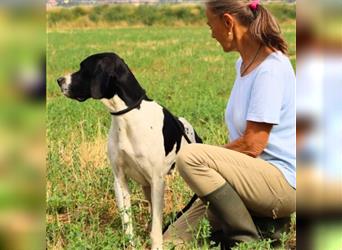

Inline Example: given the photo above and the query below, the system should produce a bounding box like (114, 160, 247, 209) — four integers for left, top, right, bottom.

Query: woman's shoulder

(234, 51, 294, 79)
(262, 51, 287, 65)
(259, 51, 294, 75)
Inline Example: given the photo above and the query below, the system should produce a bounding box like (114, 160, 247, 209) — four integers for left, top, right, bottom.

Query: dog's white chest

(107, 100, 168, 186)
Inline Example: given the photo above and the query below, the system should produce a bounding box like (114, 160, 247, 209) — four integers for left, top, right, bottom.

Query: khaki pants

(163, 144, 295, 245)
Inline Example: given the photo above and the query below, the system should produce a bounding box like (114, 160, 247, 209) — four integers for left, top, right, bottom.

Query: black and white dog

(57, 52, 202, 249)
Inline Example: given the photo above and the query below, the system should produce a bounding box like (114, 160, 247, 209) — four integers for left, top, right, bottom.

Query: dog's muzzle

(57, 77, 65, 86)
(56, 76, 70, 97)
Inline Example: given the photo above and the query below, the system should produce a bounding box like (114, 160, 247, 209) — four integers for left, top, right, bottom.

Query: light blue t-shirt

(225, 51, 296, 188)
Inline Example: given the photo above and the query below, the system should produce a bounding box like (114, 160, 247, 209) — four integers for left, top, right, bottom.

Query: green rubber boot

(200, 183, 259, 249)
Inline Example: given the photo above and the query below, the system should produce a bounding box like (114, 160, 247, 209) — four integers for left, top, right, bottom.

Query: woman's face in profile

(206, 7, 233, 52)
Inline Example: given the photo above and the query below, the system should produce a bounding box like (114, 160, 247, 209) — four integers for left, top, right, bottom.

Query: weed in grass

(194, 217, 212, 249)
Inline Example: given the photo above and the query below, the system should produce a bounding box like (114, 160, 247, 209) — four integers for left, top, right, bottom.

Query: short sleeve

(246, 69, 285, 125)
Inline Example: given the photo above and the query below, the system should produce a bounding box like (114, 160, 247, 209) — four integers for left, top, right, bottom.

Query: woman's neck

(235, 32, 275, 75)
(236, 31, 262, 63)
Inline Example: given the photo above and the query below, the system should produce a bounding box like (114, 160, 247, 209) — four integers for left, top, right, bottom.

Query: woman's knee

(176, 144, 203, 178)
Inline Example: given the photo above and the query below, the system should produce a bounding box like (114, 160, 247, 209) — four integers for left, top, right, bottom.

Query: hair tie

(249, 0, 260, 11)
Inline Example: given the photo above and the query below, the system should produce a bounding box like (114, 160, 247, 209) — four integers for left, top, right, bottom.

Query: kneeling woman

(164, 0, 295, 248)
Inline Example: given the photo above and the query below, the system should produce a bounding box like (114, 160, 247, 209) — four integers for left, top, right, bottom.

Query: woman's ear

(222, 13, 234, 31)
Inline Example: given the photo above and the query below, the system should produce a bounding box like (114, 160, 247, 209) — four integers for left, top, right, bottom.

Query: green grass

(47, 22, 296, 249)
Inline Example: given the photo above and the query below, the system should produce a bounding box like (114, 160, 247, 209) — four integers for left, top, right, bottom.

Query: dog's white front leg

(113, 168, 134, 240)
(108, 138, 133, 241)
(150, 177, 165, 250)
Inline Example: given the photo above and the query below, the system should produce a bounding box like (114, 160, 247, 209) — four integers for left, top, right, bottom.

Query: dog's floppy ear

(114, 57, 131, 82)
(90, 65, 115, 99)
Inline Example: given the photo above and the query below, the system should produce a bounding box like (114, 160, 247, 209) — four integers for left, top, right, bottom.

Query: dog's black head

(56, 52, 143, 103)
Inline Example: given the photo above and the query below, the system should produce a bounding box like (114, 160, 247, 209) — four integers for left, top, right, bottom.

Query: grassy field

(47, 18, 296, 249)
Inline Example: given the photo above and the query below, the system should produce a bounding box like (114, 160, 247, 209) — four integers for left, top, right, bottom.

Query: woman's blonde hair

(205, 0, 288, 54)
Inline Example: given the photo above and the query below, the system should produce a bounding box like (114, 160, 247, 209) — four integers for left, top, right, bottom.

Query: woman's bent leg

(176, 144, 295, 219)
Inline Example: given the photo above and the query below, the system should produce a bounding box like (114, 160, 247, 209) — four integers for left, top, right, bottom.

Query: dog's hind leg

(150, 177, 165, 250)
(142, 186, 152, 212)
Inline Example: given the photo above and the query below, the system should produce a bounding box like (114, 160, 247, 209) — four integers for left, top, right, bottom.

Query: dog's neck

(102, 67, 147, 114)
(101, 95, 134, 114)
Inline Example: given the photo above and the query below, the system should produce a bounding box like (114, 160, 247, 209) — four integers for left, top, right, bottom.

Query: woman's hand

(223, 121, 273, 157)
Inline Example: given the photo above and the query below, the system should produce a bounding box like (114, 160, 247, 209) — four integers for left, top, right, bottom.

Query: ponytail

(249, 5, 288, 54)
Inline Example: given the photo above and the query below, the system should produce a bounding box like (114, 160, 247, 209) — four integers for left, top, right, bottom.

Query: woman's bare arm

(223, 121, 273, 157)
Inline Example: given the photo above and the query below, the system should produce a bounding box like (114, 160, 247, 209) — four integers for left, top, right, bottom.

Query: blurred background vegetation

(47, 3, 296, 28)
(0, 5, 45, 250)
